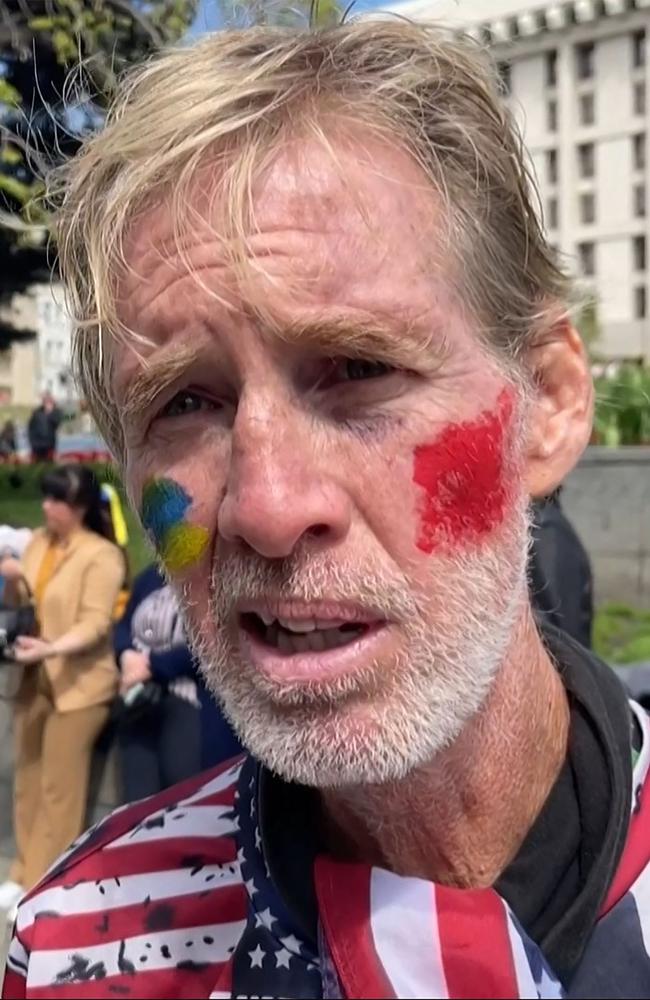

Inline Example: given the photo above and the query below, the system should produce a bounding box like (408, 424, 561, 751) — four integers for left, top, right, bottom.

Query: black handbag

(0, 578, 37, 662)
(115, 680, 164, 723)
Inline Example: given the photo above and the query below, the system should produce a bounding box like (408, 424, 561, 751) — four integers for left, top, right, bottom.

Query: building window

(634, 285, 647, 319)
(576, 42, 594, 80)
(547, 99, 558, 133)
(498, 62, 511, 95)
(547, 148, 558, 184)
(633, 30, 646, 70)
(633, 133, 646, 171)
(546, 50, 558, 87)
(580, 192, 595, 224)
(547, 197, 558, 229)
(578, 241, 595, 276)
(579, 92, 595, 126)
(578, 143, 595, 179)
(634, 183, 647, 218)
(634, 81, 646, 116)
(633, 235, 647, 271)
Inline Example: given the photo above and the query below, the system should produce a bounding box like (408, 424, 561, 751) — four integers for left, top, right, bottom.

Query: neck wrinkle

(321, 606, 570, 888)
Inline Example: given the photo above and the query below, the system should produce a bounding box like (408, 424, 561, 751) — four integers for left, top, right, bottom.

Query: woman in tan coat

(0, 465, 125, 912)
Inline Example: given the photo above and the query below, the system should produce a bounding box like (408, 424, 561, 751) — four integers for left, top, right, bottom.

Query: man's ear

(523, 321, 594, 499)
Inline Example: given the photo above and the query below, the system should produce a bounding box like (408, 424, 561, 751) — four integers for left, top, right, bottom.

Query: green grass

(0, 497, 152, 576)
(593, 603, 650, 664)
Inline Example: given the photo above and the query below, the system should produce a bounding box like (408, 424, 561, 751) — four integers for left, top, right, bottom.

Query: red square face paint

(413, 389, 515, 554)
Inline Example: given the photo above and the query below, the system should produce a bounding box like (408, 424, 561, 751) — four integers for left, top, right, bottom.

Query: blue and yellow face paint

(140, 478, 209, 573)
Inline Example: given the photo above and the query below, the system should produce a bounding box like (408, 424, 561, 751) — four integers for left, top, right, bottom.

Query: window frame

(580, 191, 596, 225)
(576, 42, 595, 81)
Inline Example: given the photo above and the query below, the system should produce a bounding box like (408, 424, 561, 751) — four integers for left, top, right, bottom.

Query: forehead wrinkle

(124, 260, 234, 328)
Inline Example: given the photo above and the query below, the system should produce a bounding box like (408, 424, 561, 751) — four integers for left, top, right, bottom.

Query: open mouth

(240, 612, 372, 655)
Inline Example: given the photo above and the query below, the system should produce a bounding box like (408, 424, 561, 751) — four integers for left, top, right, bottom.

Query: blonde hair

(55, 18, 571, 461)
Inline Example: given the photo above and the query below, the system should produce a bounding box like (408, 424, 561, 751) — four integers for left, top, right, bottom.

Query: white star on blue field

(192, 0, 388, 34)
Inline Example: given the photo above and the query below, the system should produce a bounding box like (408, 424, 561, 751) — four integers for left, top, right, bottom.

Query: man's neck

(321, 610, 570, 888)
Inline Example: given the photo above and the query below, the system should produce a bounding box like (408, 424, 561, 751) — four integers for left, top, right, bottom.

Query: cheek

(412, 389, 515, 554)
(139, 476, 210, 574)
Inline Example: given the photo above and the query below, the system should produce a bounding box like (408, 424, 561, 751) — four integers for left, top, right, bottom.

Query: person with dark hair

(0, 464, 125, 917)
(27, 394, 63, 462)
(114, 564, 242, 803)
(0, 420, 16, 462)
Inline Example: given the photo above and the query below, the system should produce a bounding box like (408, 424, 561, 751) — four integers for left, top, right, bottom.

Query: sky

(192, 0, 387, 33)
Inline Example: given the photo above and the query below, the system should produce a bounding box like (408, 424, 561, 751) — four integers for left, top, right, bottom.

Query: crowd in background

(0, 394, 64, 466)
(0, 461, 241, 922)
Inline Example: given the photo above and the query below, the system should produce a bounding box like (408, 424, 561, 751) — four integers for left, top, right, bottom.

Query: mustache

(204, 546, 422, 624)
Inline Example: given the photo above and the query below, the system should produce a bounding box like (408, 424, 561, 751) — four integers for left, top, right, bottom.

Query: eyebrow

(118, 309, 447, 428)
(120, 342, 202, 430)
(267, 311, 448, 371)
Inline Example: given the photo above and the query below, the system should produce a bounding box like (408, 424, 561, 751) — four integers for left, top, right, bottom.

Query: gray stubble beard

(179, 496, 531, 788)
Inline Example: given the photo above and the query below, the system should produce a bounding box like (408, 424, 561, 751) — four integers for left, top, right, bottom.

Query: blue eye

(160, 391, 219, 418)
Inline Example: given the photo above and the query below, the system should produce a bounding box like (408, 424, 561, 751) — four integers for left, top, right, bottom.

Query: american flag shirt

(4, 703, 650, 1000)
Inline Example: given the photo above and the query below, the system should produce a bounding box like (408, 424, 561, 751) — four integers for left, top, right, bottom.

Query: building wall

(381, 0, 650, 361)
(34, 285, 73, 400)
(563, 446, 650, 607)
(0, 283, 72, 407)
(9, 340, 39, 407)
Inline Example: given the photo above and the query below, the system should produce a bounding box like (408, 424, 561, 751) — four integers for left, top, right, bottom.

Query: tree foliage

(218, 0, 343, 28)
(0, 1, 197, 305)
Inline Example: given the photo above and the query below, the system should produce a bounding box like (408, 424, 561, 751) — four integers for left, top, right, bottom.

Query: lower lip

(238, 622, 389, 685)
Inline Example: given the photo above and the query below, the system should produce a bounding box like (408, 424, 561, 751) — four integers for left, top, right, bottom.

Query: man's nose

(218, 422, 352, 560)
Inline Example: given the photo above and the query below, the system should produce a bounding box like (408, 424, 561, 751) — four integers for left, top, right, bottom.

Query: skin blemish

(413, 388, 515, 554)
(140, 478, 209, 573)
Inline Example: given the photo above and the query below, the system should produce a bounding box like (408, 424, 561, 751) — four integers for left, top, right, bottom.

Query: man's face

(115, 130, 530, 786)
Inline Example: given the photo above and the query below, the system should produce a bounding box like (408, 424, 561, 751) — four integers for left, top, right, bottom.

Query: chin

(199, 639, 502, 788)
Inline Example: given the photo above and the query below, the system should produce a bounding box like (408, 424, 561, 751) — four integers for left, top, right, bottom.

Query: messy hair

(55, 18, 572, 462)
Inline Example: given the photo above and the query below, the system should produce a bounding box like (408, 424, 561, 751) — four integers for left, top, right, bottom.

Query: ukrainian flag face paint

(140, 478, 209, 573)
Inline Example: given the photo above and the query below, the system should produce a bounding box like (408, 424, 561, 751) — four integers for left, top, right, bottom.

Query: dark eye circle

(340, 359, 393, 381)
(160, 391, 218, 419)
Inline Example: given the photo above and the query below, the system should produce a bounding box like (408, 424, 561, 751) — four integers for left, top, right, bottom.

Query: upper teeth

(257, 613, 351, 633)
(278, 616, 318, 633)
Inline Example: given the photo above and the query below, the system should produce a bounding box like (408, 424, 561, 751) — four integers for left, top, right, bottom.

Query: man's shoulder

(5, 757, 249, 998)
(20, 756, 246, 914)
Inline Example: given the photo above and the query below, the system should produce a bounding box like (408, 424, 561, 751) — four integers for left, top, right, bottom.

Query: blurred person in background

(0, 419, 16, 462)
(0, 525, 33, 609)
(115, 562, 241, 803)
(0, 464, 126, 917)
(530, 489, 594, 649)
(27, 393, 62, 463)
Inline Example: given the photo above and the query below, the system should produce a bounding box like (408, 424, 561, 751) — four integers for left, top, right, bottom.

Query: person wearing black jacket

(27, 394, 63, 462)
(114, 564, 241, 802)
(529, 490, 594, 649)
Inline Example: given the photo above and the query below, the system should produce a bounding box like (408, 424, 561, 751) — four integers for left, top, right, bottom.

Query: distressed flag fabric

(4, 703, 650, 1000)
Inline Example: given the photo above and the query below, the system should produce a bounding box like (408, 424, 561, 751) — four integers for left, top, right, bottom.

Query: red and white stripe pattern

(3, 760, 247, 1000)
(315, 860, 563, 1000)
(6, 704, 650, 1000)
